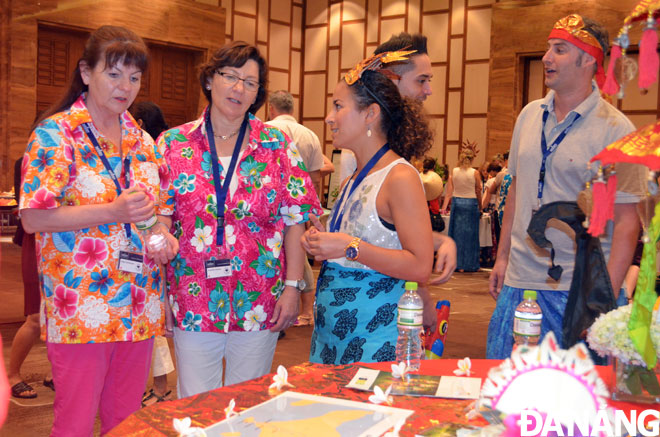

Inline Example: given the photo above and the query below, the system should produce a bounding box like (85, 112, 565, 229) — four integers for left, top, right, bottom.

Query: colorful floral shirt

(162, 109, 322, 333)
(20, 94, 174, 344)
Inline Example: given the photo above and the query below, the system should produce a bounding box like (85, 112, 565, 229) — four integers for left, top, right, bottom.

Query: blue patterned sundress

(309, 159, 414, 364)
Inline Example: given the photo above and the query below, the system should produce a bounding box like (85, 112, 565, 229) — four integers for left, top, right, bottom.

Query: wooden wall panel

(1, 0, 224, 191)
(488, 0, 642, 156)
(301, 0, 500, 168)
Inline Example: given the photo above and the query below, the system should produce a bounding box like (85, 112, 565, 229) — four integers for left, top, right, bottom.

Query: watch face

(299, 279, 306, 290)
(345, 246, 359, 260)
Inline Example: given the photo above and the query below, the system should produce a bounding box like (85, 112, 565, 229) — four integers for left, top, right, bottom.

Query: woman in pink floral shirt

(20, 26, 177, 436)
(162, 41, 321, 397)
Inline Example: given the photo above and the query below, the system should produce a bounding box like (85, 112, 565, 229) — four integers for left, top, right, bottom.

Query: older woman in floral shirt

(162, 41, 321, 397)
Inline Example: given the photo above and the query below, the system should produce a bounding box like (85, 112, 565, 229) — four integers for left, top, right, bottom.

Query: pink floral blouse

(162, 109, 322, 333)
(20, 95, 174, 344)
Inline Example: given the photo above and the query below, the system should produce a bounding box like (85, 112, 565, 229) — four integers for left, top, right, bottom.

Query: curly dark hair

(349, 70, 433, 161)
(198, 41, 268, 115)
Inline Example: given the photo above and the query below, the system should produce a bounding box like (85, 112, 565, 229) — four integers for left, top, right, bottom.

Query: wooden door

(36, 25, 203, 128)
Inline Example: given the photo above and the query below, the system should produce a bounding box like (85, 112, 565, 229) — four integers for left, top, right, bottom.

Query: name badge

(118, 251, 144, 274)
(205, 259, 232, 279)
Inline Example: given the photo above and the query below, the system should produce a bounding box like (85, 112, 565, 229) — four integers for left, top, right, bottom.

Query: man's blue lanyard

(205, 111, 249, 246)
(328, 144, 390, 233)
(81, 122, 132, 239)
(538, 109, 581, 205)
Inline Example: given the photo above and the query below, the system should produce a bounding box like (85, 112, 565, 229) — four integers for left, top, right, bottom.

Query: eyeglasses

(216, 71, 260, 92)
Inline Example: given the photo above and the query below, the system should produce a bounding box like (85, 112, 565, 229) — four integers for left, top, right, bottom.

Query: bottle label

(136, 215, 158, 231)
(513, 312, 542, 337)
(397, 307, 423, 327)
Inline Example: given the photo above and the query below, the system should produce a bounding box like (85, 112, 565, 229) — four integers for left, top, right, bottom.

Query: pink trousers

(47, 339, 153, 436)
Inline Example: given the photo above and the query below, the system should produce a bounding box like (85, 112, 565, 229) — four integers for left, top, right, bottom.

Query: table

(440, 213, 493, 247)
(109, 359, 642, 436)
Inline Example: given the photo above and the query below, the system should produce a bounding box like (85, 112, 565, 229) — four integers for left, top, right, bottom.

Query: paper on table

(346, 368, 482, 399)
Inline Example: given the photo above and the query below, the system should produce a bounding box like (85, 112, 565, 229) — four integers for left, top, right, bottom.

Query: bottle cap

(523, 290, 537, 300)
(404, 281, 418, 291)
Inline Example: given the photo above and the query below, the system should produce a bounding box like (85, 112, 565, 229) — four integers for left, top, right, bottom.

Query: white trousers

(151, 335, 175, 377)
(173, 328, 278, 398)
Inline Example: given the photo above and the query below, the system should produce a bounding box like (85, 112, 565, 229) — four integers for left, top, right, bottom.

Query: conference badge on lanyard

(118, 250, 144, 274)
(80, 122, 144, 274)
(205, 259, 232, 279)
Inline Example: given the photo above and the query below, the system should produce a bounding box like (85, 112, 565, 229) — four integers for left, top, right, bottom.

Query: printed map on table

(346, 368, 481, 399)
(203, 391, 413, 437)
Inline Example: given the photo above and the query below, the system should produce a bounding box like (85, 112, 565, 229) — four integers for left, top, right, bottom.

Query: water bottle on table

(396, 281, 424, 371)
(513, 290, 542, 346)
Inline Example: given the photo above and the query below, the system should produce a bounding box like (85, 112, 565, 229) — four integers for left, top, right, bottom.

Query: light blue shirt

(505, 83, 646, 290)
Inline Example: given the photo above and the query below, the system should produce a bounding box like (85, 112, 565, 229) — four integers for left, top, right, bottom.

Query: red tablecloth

(108, 359, 643, 436)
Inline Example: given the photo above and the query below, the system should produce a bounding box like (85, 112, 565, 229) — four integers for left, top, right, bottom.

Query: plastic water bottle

(136, 215, 167, 252)
(513, 290, 542, 346)
(396, 281, 424, 371)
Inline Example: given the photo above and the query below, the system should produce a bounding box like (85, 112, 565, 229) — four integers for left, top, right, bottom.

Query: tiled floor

(0, 241, 496, 436)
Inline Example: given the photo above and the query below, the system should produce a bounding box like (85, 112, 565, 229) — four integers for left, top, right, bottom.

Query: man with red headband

(486, 14, 646, 359)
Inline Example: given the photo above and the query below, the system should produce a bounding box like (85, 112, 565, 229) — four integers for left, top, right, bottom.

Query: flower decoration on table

(480, 333, 612, 434)
(391, 361, 408, 379)
(224, 398, 237, 420)
(173, 417, 207, 437)
(368, 384, 393, 405)
(587, 303, 660, 401)
(454, 357, 472, 376)
(382, 417, 406, 437)
(268, 365, 294, 392)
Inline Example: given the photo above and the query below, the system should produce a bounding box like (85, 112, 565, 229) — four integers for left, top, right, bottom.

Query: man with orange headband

(487, 14, 646, 359)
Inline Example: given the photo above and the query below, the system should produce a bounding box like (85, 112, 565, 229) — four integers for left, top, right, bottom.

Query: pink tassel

(602, 44, 622, 96)
(588, 178, 608, 237)
(605, 172, 617, 222)
(638, 23, 659, 91)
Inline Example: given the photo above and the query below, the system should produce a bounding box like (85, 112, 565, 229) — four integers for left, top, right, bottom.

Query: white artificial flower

(243, 305, 267, 331)
(266, 232, 282, 258)
(368, 385, 393, 405)
(224, 398, 237, 420)
(280, 205, 302, 226)
(78, 296, 110, 329)
(454, 357, 472, 376)
(173, 417, 206, 437)
(391, 361, 408, 379)
(190, 225, 213, 253)
(269, 365, 294, 390)
(383, 417, 406, 437)
(75, 167, 105, 198)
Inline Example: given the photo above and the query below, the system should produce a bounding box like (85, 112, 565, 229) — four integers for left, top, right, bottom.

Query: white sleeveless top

(452, 167, 477, 198)
(330, 158, 417, 269)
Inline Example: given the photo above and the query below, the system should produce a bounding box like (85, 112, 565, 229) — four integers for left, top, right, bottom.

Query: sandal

(141, 388, 172, 407)
(11, 381, 37, 399)
(43, 378, 55, 391)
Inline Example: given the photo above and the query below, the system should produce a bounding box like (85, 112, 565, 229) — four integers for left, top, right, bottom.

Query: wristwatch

(344, 237, 361, 261)
(284, 278, 306, 292)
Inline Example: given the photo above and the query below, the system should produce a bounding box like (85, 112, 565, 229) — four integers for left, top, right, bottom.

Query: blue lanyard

(538, 109, 581, 205)
(328, 144, 390, 233)
(81, 122, 132, 239)
(205, 111, 249, 246)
